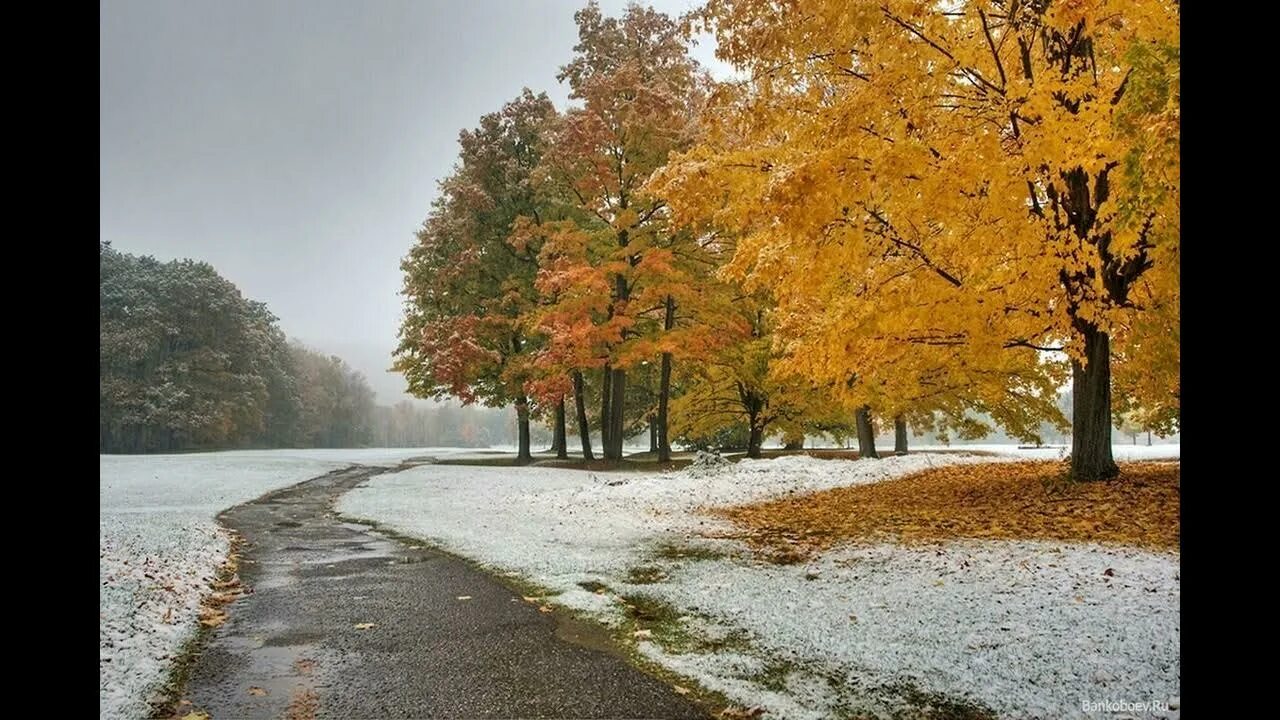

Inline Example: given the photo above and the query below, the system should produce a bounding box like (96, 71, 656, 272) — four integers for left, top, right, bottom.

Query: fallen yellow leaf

(354, 622, 376, 630)
(199, 607, 228, 628)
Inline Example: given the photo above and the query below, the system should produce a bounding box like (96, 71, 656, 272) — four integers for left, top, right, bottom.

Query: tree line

(370, 401, 526, 449)
(395, 0, 1179, 480)
(101, 242, 376, 453)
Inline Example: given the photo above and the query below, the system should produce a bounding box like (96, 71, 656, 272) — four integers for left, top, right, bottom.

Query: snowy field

(338, 449, 1180, 719)
(99, 448, 444, 720)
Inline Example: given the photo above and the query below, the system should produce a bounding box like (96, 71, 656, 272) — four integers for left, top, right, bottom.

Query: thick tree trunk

(894, 415, 908, 455)
(606, 367, 626, 460)
(600, 365, 612, 454)
(572, 371, 593, 461)
(515, 396, 532, 463)
(1070, 322, 1119, 481)
(649, 416, 658, 452)
(747, 419, 764, 459)
(553, 397, 568, 459)
(855, 406, 878, 459)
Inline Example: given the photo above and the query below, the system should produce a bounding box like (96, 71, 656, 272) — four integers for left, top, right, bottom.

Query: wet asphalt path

(184, 464, 706, 720)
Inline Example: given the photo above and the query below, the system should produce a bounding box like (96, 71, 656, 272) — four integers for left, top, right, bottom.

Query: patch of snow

(644, 541, 1179, 718)
(554, 587, 621, 617)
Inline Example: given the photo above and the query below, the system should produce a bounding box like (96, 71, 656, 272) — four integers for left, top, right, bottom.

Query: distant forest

(100, 242, 515, 453)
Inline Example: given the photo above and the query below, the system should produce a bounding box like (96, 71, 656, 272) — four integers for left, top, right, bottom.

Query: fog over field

(100, 0, 725, 404)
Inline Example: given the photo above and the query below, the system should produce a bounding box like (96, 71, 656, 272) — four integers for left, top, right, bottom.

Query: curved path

(183, 464, 705, 719)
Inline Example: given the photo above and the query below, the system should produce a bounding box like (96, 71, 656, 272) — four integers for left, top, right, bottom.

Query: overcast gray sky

(100, 0, 725, 404)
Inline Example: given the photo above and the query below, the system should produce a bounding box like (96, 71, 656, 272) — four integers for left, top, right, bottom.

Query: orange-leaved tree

(535, 1, 707, 460)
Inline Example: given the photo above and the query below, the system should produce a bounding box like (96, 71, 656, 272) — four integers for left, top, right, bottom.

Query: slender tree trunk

(1146, 430, 1151, 446)
(855, 406, 878, 459)
(1070, 322, 1119, 481)
(657, 295, 674, 463)
(515, 396, 532, 463)
(553, 397, 568, 459)
(573, 371, 594, 460)
(894, 415, 908, 455)
(604, 261, 630, 461)
(657, 355, 672, 462)
(606, 367, 626, 460)
(649, 416, 658, 452)
(747, 419, 764, 459)
(600, 365, 612, 454)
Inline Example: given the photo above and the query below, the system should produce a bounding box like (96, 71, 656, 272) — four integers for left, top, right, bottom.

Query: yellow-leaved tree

(656, 0, 1179, 480)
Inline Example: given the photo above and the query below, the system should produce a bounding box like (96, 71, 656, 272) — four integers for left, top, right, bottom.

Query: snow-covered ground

(338, 450, 1180, 719)
(99, 448, 445, 720)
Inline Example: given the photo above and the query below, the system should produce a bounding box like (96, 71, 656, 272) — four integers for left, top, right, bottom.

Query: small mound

(685, 450, 732, 477)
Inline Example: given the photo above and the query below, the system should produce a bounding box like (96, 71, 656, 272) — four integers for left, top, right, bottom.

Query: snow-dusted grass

(99, 448, 440, 720)
(338, 451, 1180, 719)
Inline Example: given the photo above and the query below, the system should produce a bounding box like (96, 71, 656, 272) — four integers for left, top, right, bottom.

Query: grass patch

(651, 540, 730, 562)
(625, 565, 667, 584)
(617, 593, 752, 656)
(750, 659, 796, 692)
(619, 594, 686, 631)
(878, 681, 998, 720)
(719, 460, 1180, 560)
(739, 658, 997, 720)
